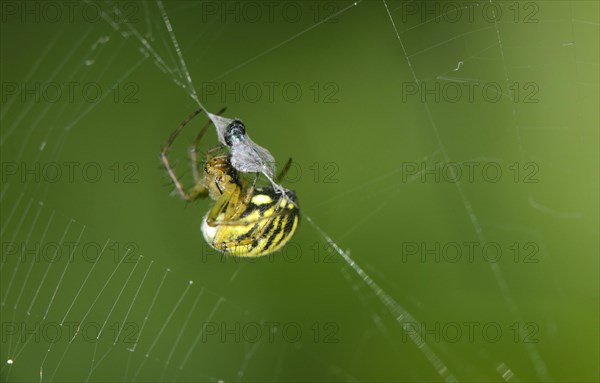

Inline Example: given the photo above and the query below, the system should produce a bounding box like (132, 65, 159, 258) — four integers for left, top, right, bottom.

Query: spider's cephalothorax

(160, 108, 299, 257)
(201, 155, 242, 200)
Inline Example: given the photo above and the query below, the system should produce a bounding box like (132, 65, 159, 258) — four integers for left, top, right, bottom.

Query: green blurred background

(1, 0, 598, 381)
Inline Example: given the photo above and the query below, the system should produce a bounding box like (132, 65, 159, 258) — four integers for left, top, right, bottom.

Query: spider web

(1, 1, 598, 382)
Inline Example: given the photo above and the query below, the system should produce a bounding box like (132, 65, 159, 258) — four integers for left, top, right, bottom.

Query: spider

(160, 108, 300, 257)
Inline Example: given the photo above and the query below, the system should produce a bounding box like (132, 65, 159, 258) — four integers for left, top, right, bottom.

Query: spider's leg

(276, 158, 292, 183)
(161, 108, 208, 201)
(209, 187, 246, 248)
(206, 187, 236, 227)
(191, 106, 227, 181)
(245, 173, 259, 203)
(222, 171, 261, 223)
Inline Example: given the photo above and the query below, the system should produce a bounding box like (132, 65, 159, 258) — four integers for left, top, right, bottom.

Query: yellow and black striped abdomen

(201, 187, 299, 257)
